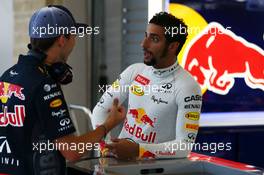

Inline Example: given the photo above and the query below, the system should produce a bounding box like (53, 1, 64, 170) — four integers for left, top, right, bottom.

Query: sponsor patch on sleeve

(43, 91, 62, 101)
(185, 123, 199, 131)
(50, 99, 62, 108)
(185, 112, 200, 121)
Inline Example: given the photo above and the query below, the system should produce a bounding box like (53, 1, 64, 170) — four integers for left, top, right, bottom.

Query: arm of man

(91, 64, 144, 135)
(34, 79, 125, 161)
(56, 99, 125, 161)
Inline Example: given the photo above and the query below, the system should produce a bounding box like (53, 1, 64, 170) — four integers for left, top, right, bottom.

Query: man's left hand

(105, 138, 139, 160)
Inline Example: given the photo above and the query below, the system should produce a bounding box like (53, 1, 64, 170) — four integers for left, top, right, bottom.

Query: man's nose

(140, 37, 148, 48)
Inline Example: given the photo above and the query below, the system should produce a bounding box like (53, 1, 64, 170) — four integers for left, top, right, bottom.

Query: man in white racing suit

(92, 12, 202, 160)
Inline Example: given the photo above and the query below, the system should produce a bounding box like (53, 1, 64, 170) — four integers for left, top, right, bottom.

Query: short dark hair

(149, 12, 188, 56)
(30, 34, 70, 52)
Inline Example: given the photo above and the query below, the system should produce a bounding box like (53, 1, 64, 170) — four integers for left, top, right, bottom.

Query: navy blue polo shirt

(0, 54, 76, 175)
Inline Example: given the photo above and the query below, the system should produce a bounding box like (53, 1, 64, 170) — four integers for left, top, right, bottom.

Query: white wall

(63, 0, 92, 134)
(0, 0, 14, 75)
(63, 0, 92, 108)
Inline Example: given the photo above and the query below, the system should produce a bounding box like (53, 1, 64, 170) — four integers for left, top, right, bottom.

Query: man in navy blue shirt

(0, 5, 125, 175)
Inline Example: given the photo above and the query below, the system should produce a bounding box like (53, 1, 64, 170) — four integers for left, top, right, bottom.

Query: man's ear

(169, 42, 179, 52)
(57, 35, 66, 48)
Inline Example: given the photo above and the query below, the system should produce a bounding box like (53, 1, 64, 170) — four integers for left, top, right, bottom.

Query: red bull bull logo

(124, 108, 157, 143)
(141, 151, 156, 159)
(0, 82, 25, 103)
(139, 147, 156, 158)
(0, 105, 25, 127)
(182, 22, 264, 95)
(129, 108, 156, 128)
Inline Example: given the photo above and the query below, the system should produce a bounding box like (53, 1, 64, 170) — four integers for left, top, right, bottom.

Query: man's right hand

(103, 98, 125, 132)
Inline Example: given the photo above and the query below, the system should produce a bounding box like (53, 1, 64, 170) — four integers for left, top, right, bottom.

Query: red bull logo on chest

(0, 105, 25, 127)
(0, 82, 25, 103)
(124, 108, 158, 143)
(128, 108, 156, 128)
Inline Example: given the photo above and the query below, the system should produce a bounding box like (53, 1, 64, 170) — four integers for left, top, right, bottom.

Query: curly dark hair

(149, 12, 188, 56)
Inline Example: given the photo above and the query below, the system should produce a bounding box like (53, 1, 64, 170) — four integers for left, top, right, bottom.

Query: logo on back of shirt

(0, 82, 25, 104)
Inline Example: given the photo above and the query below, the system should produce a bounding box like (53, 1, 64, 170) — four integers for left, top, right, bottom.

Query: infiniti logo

(161, 83, 172, 89)
(187, 133, 196, 141)
(59, 118, 70, 126)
